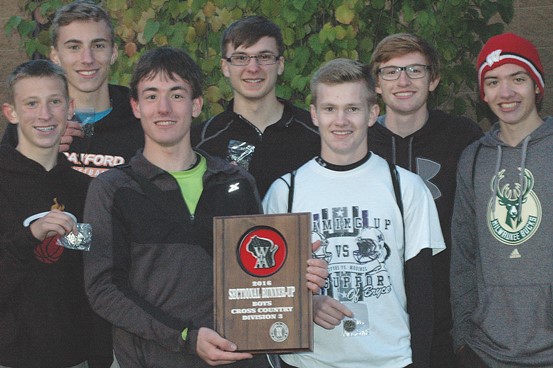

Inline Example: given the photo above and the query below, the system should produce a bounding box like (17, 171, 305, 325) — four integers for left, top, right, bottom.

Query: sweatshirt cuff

(179, 328, 199, 355)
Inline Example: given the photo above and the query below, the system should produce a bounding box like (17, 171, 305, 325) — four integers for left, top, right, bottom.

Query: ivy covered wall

(4, 0, 550, 130)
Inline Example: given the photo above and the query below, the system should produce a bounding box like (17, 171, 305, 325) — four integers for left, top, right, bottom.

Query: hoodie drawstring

(517, 135, 531, 223)
(390, 135, 415, 172)
(490, 135, 531, 222)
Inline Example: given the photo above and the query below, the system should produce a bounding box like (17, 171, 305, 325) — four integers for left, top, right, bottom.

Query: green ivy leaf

(335, 25, 347, 40)
(294, 47, 310, 69)
(371, 0, 386, 10)
(415, 11, 429, 27)
(170, 23, 186, 45)
(282, 27, 295, 46)
(324, 50, 336, 61)
(308, 34, 322, 54)
(359, 37, 373, 54)
(402, 3, 415, 23)
(107, 0, 128, 12)
(18, 19, 36, 38)
(6, 0, 515, 124)
(319, 23, 331, 43)
(292, 0, 306, 11)
(282, 6, 298, 23)
(259, 0, 279, 17)
(335, 4, 355, 25)
(497, 0, 514, 23)
(276, 84, 292, 100)
(151, 0, 167, 10)
(5, 16, 22, 34)
(143, 19, 161, 43)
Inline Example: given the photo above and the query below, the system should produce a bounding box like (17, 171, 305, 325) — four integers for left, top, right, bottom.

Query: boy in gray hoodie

(451, 33, 553, 367)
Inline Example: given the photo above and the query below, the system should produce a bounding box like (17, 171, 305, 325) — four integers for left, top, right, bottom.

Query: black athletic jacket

(368, 109, 483, 367)
(83, 151, 266, 367)
(191, 98, 320, 198)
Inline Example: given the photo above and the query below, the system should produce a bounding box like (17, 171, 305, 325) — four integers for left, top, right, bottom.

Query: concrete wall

(1, 0, 552, 133)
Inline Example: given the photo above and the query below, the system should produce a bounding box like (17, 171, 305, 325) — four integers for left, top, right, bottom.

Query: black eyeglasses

(377, 64, 431, 81)
(224, 53, 281, 66)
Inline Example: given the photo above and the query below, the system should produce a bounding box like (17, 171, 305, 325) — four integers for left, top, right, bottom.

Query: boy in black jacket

(369, 33, 483, 368)
(0, 60, 103, 367)
(192, 16, 320, 198)
(83, 47, 327, 367)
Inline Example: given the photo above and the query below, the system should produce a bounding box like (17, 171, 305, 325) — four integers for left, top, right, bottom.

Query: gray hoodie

(451, 116, 553, 367)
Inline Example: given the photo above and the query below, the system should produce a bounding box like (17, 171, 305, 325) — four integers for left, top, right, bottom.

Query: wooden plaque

(214, 213, 313, 353)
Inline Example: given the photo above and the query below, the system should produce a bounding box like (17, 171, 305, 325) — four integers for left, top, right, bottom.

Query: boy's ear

(50, 46, 61, 66)
(277, 56, 284, 76)
(110, 43, 119, 65)
(310, 104, 319, 127)
(367, 103, 380, 128)
(2, 103, 19, 125)
(221, 58, 230, 78)
(192, 97, 203, 118)
(130, 98, 141, 119)
(429, 76, 441, 92)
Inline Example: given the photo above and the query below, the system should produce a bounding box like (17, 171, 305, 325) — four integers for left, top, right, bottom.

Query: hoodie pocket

(471, 284, 553, 355)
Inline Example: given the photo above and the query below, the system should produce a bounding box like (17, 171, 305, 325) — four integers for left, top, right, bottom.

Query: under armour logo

(485, 49, 502, 67)
(229, 182, 240, 192)
(417, 158, 442, 200)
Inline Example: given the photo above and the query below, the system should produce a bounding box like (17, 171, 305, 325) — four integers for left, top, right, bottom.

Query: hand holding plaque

(214, 213, 313, 353)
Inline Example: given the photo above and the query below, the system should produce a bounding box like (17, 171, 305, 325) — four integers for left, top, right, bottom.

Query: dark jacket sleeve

(83, 175, 189, 354)
(1, 124, 18, 147)
(400, 167, 444, 368)
(405, 248, 433, 368)
(450, 147, 479, 351)
(0, 227, 39, 304)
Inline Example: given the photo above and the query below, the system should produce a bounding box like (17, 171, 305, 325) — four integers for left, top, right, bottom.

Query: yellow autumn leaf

(205, 85, 223, 103)
(335, 25, 347, 40)
(203, 2, 217, 17)
(324, 50, 336, 61)
(185, 27, 197, 44)
(207, 47, 218, 58)
(195, 20, 207, 36)
(154, 34, 168, 46)
(336, 4, 355, 25)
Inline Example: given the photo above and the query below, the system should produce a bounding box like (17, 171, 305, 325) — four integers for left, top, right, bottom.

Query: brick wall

(0, 0, 27, 131)
(509, 0, 553, 118)
(0, 1, 552, 133)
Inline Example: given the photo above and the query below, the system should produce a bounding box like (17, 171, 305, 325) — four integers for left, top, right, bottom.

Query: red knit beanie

(477, 33, 544, 101)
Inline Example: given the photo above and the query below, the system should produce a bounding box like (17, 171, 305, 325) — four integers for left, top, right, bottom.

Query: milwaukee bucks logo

(487, 168, 541, 250)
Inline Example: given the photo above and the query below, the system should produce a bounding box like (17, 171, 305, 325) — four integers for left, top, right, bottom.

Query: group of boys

(1, 1, 551, 368)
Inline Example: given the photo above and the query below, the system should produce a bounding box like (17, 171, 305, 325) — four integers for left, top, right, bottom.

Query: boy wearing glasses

(368, 33, 482, 368)
(191, 16, 320, 198)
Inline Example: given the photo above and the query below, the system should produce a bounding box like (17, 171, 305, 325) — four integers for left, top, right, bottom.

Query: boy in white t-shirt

(263, 58, 445, 368)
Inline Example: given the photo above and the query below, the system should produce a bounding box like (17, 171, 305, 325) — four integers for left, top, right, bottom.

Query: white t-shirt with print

(262, 154, 445, 368)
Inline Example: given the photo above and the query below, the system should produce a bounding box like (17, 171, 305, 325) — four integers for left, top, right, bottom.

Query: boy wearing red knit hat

(451, 33, 553, 367)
